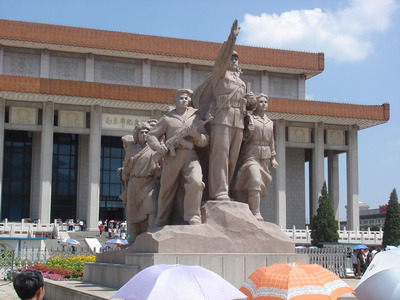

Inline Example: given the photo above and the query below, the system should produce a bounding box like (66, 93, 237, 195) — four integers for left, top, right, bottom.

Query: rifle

(152, 113, 214, 163)
(152, 80, 252, 163)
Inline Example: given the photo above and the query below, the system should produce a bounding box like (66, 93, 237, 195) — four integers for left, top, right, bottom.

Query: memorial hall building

(0, 20, 389, 231)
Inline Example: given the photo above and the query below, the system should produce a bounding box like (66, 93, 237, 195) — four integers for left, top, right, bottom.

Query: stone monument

(113, 19, 293, 253)
(87, 20, 299, 290)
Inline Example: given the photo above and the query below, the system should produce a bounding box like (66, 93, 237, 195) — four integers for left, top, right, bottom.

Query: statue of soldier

(193, 19, 256, 201)
(120, 122, 160, 242)
(147, 89, 209, 226)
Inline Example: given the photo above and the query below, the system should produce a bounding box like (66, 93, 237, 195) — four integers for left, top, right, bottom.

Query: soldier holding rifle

(147, 89, 209, 226)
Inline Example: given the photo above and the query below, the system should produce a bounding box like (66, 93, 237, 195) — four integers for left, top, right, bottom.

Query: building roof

(0, 19, 324, 77)
(0, 75, 389, 129)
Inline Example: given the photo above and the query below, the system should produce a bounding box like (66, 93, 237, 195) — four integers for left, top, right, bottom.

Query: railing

(0, 247, 95, 280)
(2, 247, 351, 281)
(1, 220, 384, 246)
(0, 220, 57, 239)
(295, 247, 352, 277)
(284, 226, 383, 245)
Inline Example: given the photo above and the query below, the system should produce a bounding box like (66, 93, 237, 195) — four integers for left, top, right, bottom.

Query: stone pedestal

(131, 200, 294, 253)
(85, 201, 300, 288)
(85, 252, 308, 289)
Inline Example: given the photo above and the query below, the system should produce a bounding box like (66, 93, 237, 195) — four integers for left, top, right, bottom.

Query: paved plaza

(0, 277, 360, 300)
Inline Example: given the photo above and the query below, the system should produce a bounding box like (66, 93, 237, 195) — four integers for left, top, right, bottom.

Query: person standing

(99, 223, 104, 236)
(352, 250, 358, 277)
(79, 220, 84, 231)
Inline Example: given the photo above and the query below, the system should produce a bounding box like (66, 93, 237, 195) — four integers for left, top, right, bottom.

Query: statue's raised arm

(212, 19, 240, 82)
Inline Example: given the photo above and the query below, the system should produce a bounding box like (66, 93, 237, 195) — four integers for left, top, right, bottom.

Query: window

(99, 136, 124, 220)
(51, 133, 78, 220)
(1, 131, 32, 221)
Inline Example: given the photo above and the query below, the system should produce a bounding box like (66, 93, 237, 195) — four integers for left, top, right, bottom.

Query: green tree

(382, 188, 400, 248)
(311, 181, 339, 247)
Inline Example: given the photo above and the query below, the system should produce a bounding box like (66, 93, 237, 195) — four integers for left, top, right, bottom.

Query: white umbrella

(106, 238, 128, 245)
(111, 264, 247, 300)
(386, 245, 397, 251)
(59, 238, 80, 245)
(355, 248, 400, 300)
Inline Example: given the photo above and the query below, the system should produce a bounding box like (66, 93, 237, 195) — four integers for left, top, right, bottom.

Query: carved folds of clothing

(147, 107, 208, 226)
(233, 114, 276, 199)
(122, 144, 159, 223)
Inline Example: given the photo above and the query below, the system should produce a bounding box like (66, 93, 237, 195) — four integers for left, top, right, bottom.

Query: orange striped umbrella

(240, 262, 354, 300)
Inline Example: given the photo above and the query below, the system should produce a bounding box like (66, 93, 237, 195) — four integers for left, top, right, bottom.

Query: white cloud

(238, 0, 398, 62)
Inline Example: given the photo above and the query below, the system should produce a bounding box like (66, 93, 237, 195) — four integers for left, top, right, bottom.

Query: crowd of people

(63, 219, 87, 231)
(97, 220, 128, 241)
(352, 246, 382, 278)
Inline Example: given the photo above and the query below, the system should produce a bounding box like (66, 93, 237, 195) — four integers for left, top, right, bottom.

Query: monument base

(85, 201, 300, 288)
(96, 200, 294, 265)
(133, 200, 294, 253)
(85, 252, 309, 288)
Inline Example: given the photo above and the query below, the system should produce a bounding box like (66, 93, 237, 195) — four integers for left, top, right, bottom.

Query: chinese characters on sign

(102, 113, 149, 130)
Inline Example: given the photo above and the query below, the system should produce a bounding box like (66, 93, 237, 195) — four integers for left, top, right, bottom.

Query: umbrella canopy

(385, 245, 397, 251)
(355, 249, 400, 300)
(353, 244, 368, 250)
(308, 246, 318, 249)
(295, 246, 306, 249)
(111, 264, 246, 300)
(240, 262, 354, 300)
(59, 238, 80, 245)
(106, 238, 128, 245)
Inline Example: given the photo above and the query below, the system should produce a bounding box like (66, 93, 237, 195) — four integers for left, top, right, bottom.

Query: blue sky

(1, 0, 399, 221)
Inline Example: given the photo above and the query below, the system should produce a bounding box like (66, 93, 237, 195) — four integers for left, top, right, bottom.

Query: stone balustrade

(0, 219, 57, 238)
(283, 225, 383, 246)
(1, 220, 384, 246)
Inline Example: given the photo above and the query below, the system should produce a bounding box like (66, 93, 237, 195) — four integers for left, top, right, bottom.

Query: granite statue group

(118, 20, 278, 242)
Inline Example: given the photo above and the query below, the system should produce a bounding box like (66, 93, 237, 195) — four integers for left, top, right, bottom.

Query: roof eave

(0, 90, 387, 130)
(0, 38, 322, 78)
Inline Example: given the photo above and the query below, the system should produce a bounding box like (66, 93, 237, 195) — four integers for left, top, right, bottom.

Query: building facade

(0, 20, 389, 230)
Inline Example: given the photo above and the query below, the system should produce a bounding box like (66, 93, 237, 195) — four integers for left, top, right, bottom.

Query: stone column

(142, 59, 151, 87)
(275, 119, 286, 228)
(0, 46, 4, 74)
(40, 49, 50, 78)
(30, 132, 41, 219)
(85, 53, 95, 82)
(261, 71, 269, 94)
(346, 125, 359, 230)
(0, 99, 4, 215)
(328, 151, 340, 224)
(311, 122, 324, 217)
(38, 102, 54, 223)
(86, 105, 102, 230)
(297, 74, 306, 100)
(183, 63, 191, 89)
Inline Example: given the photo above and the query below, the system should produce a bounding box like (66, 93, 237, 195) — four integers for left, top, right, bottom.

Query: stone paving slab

(0, 277, 360, 300)
(0, 280, 20, 300)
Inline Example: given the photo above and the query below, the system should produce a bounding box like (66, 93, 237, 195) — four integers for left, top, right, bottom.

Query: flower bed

(24, 255, 96, 281)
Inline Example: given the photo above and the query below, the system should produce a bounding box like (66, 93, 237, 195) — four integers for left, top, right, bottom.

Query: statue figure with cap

(147, 88, 209, 226)
(193, 19, 256, 201)
(232, 93, 278, 221)
(121, 121, 160, 242)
